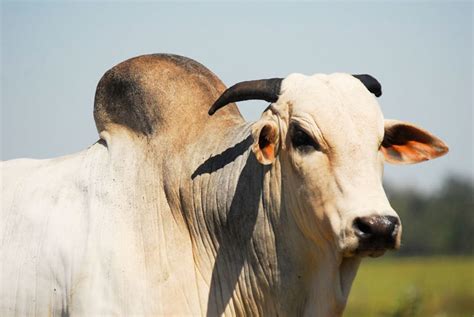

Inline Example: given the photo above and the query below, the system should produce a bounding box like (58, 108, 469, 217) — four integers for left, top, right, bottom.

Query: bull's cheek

(297, 190, 336, 247)
(299, 204, 337, 249)
(288, 198, 330, 247)
(324, 207, 348, 250)
(284, 155, 336, 246)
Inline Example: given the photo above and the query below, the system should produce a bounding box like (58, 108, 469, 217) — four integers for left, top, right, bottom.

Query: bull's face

(209, 73, 448, 258)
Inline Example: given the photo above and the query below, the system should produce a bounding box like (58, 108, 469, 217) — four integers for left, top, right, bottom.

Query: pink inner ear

(391, 142, 431, 162)
(257, 124, 278, 162)
(382, 122, 449, 164)
(262, 143, 275, 160)
(383, 140, 448, 164)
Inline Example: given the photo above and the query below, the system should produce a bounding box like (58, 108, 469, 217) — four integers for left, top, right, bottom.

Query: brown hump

(93, 54, 242, 136)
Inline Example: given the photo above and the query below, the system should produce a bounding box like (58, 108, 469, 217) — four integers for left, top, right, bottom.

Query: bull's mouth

(341, 243, 394, 258)
(354, 248, 389, 258)
(354, 235, 400, 258)
(341, 227, 401, 258)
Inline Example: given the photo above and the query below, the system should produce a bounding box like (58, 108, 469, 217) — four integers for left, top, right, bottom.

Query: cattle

(0, 54, 448, 316)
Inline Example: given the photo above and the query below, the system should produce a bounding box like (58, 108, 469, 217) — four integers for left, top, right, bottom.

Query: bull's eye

(291, 127, 320, 152)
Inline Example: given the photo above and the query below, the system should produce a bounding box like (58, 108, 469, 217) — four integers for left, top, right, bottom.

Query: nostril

(386, 216, 400, 226)
(386, 216, 400, 236)
(353, 217, 373, 238)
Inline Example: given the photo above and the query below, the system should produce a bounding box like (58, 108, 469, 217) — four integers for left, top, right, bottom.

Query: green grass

(344, 257, 474, 317)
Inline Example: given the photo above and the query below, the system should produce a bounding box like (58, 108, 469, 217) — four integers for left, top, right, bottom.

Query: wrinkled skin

(0, 55, 448, 316)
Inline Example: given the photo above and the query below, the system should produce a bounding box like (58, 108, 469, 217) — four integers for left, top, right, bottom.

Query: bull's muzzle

(353, 215, 400, 257)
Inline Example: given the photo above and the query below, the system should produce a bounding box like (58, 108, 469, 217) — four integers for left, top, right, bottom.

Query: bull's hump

(93, 54, 242, 136)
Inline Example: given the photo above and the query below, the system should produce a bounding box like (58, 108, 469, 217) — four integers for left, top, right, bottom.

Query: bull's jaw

(301, 252, 361, 317)
(338, 256, 361, 302)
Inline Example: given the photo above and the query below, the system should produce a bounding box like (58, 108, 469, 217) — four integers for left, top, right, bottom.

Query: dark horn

(208, 78, 283, 115)
(352, 74, 382, 97)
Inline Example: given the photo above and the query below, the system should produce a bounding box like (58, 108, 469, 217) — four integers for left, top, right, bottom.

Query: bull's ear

(382, 119, 449, 164)
(251, 120, 280, 165)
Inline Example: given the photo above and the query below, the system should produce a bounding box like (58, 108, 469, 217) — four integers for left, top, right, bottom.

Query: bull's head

(209, 74, 448, 259)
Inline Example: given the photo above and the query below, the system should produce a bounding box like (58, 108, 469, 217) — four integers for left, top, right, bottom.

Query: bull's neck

(183, 123, 349, 316)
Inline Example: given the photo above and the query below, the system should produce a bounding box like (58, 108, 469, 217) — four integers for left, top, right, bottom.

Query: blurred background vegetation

(345, 175, 474, 317)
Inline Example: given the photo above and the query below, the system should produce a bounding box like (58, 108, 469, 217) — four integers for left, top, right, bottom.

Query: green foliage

(345, 257, 474, 317)
(384, 287, 422, 317)
(385, 175, 474, 256)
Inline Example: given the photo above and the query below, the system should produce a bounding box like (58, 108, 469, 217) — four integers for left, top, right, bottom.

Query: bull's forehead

(280, 73, 385, 147)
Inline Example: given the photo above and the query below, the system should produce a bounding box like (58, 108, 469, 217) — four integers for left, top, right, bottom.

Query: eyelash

(291, 127, 321, 153)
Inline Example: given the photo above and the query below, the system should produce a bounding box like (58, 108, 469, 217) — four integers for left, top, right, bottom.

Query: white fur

(1, 68, 446, 316)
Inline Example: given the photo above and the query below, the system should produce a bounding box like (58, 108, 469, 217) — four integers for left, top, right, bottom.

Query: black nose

(353, 215, 400, 250)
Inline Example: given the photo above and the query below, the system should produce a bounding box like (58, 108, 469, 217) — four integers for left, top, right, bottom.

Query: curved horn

(208, 78, 283, 115)
(352, 74, 382, 97)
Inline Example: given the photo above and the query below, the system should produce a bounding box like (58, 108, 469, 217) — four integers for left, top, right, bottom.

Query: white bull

(0, 54, 448, 316)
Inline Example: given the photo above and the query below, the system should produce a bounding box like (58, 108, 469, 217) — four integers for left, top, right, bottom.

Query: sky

(1, 1, 472, 191)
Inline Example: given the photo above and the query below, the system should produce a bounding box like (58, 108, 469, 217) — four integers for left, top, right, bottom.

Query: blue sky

(1, 1, 472, 191)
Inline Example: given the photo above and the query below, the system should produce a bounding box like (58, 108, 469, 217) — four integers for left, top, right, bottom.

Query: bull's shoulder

(1, 143, 107, 211)
(1, 157, 51, 197)
(93, 54, 243, 139)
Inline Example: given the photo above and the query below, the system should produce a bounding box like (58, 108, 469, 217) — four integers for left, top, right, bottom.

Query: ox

(0, 54, 448, 316)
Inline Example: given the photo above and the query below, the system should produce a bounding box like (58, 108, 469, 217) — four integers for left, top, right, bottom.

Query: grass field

(344, 257, 474, 317)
